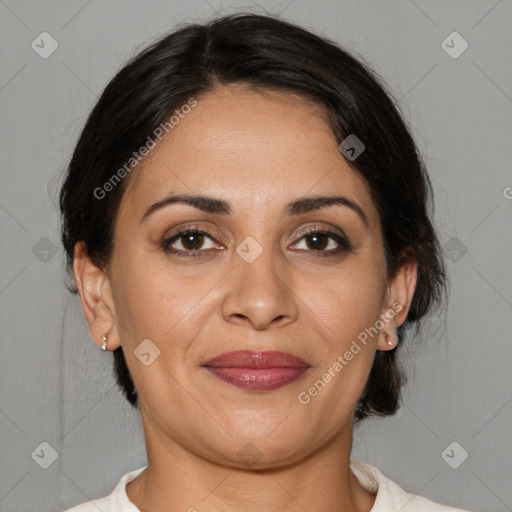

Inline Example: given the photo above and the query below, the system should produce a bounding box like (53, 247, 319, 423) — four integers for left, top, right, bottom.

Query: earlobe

(377, 316, 399, 351)
(73, 242, 120, 350)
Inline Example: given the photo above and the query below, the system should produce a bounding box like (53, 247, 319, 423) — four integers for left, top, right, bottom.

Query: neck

(126, 414, 376, 512)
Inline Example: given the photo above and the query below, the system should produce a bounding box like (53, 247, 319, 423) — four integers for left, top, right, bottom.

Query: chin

(207, 427, 317, 470)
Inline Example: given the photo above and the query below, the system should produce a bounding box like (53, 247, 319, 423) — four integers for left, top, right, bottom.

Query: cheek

(111, 254, 192, 335)
(297, 255, 387, 409)
(296, 281, 382, 427)
(301, 257, 387, 345)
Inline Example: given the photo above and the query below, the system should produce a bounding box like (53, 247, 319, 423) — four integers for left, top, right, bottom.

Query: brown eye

(180, 232, 206, 250)
(291, 229, 351, 255)
(304, 232, 330, 251)
(162, 229, 218, 256)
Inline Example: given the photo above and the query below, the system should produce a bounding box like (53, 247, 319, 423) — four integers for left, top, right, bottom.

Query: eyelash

(161, 226, 352, 258)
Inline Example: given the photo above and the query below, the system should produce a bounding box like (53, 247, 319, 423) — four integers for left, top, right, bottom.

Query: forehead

(119, 86, 379, 228)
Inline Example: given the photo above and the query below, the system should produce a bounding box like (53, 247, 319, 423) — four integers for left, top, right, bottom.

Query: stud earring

(384, 332, 393, 347)
(101, 334, 108, 351)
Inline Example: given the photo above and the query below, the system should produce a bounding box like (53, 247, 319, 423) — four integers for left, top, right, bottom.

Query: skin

(74, 85, 417, 512)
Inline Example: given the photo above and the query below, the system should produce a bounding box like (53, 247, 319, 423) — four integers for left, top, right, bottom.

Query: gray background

(1, 1, 511, 511)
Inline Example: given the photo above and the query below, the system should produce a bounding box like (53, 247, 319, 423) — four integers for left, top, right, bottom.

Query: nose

(221, 242, 299, 330)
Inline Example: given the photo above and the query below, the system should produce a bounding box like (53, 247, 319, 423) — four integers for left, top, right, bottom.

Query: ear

(73, 242, 121, 351)
(377, 253, 417, 351)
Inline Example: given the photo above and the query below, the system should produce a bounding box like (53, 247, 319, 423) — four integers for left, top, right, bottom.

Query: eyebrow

(140, 193, 369, 227)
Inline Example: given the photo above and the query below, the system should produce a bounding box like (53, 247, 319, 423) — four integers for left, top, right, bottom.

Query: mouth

(202, 350, 311, 391)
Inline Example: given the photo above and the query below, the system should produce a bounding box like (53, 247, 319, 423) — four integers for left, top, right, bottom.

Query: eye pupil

(183, 233, 203, 250)
(307, 233, 328, 250)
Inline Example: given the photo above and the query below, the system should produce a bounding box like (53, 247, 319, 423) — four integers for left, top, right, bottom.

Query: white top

(62, 460, 472, 511)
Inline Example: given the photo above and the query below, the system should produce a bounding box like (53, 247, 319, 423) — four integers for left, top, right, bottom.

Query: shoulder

(350, 459, 474, 512)
(60, 466, 146, 512)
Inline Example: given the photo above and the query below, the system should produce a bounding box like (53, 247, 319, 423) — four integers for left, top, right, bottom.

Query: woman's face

(83, 86, 411, 467)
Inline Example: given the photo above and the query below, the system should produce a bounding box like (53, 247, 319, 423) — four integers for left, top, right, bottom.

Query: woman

(60, 13, 472, 512)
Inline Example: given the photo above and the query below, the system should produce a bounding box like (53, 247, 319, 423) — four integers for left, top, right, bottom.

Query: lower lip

(204, 367, 309, 391)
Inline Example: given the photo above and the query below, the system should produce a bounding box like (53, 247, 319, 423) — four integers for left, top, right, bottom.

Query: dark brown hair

(60, 13, 446, 420)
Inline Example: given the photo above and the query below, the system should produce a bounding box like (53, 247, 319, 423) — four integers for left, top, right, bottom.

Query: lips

(202, 350, 310, 391)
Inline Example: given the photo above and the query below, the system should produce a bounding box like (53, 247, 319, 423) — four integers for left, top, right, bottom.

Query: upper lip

(202, 350, 310, 369)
